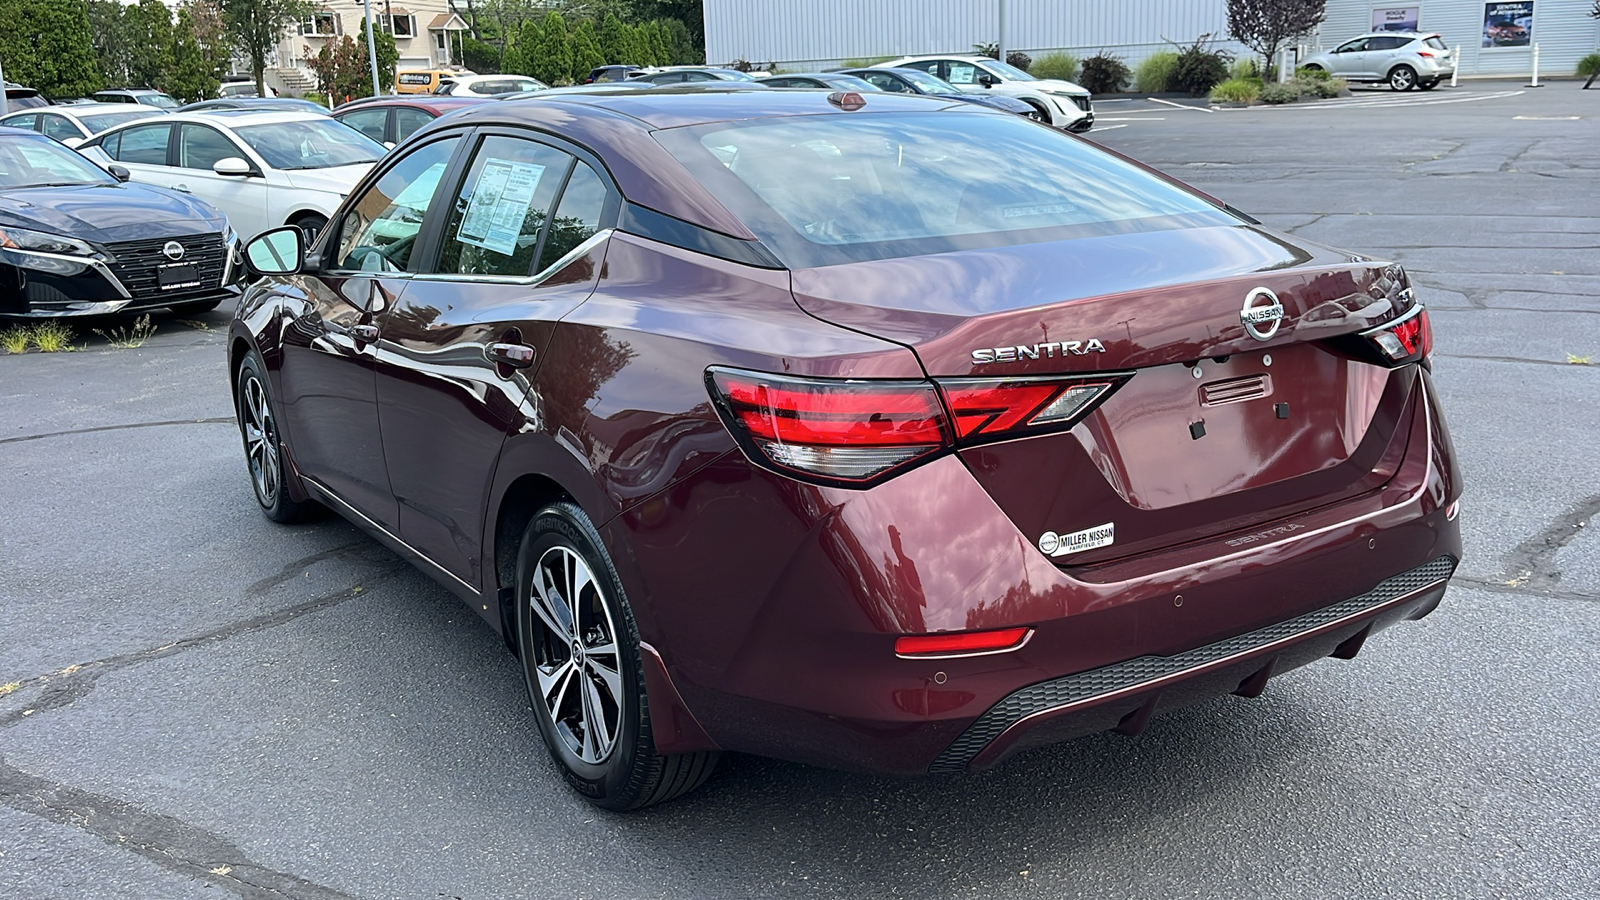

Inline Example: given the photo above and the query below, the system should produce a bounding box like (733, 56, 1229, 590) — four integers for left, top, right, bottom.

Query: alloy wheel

(240, 374, 280, 505)
(527, 545, 624, 764)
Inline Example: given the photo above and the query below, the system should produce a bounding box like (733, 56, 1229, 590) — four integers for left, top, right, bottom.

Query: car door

(97, 121, 173, 185)
(1364, 36, 1404, 77)
(336, 106, 390, 146)
(1328, 38, 1370, 77)
(174, 122, 268, 236)
(393, 107, 435, 143)
(942, 60, 987, 94)
(276, 134, 463, 530)
(371, 129, 615, 588)
(39, 114, 86, 142)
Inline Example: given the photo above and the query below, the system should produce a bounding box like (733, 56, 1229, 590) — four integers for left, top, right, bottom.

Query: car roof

(6, 102, 136, 118)
(1353, 31, 1435, 38)
(885, 54, 994, 64)
(460, 85, 958, 129)
(102, 109, 332, 129)
(97, 88, 171, 96)
(333, 96, 490, 113)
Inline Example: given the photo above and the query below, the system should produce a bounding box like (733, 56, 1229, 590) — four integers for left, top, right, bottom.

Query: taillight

(1361, 305, 1432, 365)
(895, 627, 1031, 657)
(1417, 50, 1436, 58)
(707, 367, 1128, 487)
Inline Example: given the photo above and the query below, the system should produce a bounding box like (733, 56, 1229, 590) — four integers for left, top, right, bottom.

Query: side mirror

(244, 226, 304, 276)
(214, 157, 254, 177)
(106, 164, 131, 182)
(977, 73, 996, 87)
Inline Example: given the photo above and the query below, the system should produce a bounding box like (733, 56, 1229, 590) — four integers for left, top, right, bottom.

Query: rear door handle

(486, 342, 535, 369)
(171, 183, 191, 193)
(351, 324, 380, 342)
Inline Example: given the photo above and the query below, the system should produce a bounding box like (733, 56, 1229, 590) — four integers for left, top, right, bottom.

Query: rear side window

(437, 136, 570, 277)
(339, 108, 388, 144)
(1368, 36, 1405, 51)
(1, 113, 41, 132)
(41, 115, 80, 141)
(537, 160, 606, 272)
(112, 123, 172, 164)
(658, 111, 1233, 267)
(394, 107, 434, 142)
(1425, 37, 1448, 50)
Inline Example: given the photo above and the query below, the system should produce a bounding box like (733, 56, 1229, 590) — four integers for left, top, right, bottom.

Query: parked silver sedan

(1301, 32, 1456, 91)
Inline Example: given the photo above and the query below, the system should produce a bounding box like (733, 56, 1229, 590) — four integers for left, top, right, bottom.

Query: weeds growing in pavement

(1, 326, 31, 354)
(179, 319, 212, 331)
(29, 321, 75, 352)
(93, 314, 157, 349)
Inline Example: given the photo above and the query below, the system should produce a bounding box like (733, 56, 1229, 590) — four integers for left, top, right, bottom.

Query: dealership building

(704, 0, 1596, 80)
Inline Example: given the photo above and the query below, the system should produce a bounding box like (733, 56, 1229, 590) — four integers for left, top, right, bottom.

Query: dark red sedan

(330, 95, 489, 147)
(230, 89, 1462, 809)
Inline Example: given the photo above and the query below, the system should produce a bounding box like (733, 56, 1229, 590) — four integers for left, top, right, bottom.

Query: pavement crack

(0, 417, 234, 447)
(0, 570, 401, 730)
(0, 751, 363, 900)
(1451, 576, 1599, 605)
(1492, 494, 1600, 591)
(1498, 141, 1537, 172)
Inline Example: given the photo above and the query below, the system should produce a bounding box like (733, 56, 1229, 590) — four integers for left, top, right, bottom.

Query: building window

(299, 12, 339, 36)
(383, 14, 416, 38)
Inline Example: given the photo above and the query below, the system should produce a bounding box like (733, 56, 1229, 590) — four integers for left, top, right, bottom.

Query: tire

(167, 298, 222, 315)
(1021, 100, 1049, 123)
(1388, 65, 1417, 91)
(515, 501, 718, 810)
(288, 213, 328, 247)
(235, 351, 318, 523)
(1417, 80, 1438, 91)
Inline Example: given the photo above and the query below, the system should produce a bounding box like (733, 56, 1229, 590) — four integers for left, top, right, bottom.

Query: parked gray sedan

(1300, 32, 1456, 91)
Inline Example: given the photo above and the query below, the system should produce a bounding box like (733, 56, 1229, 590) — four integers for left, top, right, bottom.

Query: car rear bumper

(624, 369, 1462, 775)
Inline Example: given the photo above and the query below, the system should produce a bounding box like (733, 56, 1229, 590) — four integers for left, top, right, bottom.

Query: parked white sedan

(0, 103, 167, 147)
(77, 110, 384, 241)
(874, 55, 1094, 131)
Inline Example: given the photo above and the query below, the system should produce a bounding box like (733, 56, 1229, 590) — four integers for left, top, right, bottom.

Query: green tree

(659, 16, 699, 64)
(569, 20, 605, 83)
(85, 0, 133, 88)
(307, 35, 366, 102)
(165, 9, 222, 102)
(503, 18, 539, 77)
(125, 0, 176, 90)
(356, 25, 399, 93)
(527, 11, 571, 84)
(220, 0, 313, 97)
(0, 0, 103, 97)
(460, 35, 501, 73)
(597, 12, 629, 64)
(181, 0, 233, 84)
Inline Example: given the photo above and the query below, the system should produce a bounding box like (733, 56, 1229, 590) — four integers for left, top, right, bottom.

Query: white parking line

(1513, 115, 1581, 120)
(1091, 124, 1130, 130)
(1218, 89, 1524, 111)
(1149, 97, 1213, 113)
(1095, 117, 1166, 121)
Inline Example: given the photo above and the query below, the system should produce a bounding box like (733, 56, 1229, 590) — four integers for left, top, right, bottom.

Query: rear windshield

(656, 111, 1235, 267)
(79, 110, 162, 134)
(1424, 36, 1448, 50)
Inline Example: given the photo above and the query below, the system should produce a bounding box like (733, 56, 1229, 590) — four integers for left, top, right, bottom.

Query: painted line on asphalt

(1095, 117, 1165, 121)
(1513, 115, 1581, 120)
(1092, 124, 1130, 130)
(1149, 97, 1213, 112)
(1218, 90, 1525, 111)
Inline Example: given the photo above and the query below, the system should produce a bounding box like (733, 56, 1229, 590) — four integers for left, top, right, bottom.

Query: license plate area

(157, 263, 202, 290)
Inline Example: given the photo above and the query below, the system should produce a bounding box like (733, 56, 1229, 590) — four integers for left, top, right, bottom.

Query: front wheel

(235, 351, 317, 523)
(516, 501, 718, 810)
(1021, 101, 1049, 123)
(288, 213, 328, 247)
(1389, 65, 1418, 91)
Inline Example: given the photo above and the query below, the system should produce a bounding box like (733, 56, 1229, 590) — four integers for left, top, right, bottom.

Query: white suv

(1300, 32, 1457, 91)
(874, 55, 1093, 131)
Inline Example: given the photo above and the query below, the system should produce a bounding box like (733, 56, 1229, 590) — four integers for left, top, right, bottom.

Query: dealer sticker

(1038, 522, 1115, 557)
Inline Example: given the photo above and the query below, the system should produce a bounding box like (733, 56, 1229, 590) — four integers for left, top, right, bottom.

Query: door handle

(171, 183, 191, 193)
(351, 324, 380, 342)
(486, 342, 535, 369)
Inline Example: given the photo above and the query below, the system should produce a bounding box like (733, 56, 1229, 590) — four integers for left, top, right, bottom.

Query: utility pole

(0, 55, 8, 117)
(997, 0, 1008, 64)
(364, 0, 381, 95)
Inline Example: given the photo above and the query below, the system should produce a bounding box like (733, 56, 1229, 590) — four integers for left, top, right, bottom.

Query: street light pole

(364, 0, 381, 96)
(0, 55, 9, 117)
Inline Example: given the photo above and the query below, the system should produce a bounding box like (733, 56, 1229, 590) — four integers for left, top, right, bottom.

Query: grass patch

(1568, 353, 1593, 365)
(842, 56, 894, 68)
(179, 319, 213, 332)
(1030, 52, 1080, 83)
(0, 682, 19, 695)
(1, 325, 31, 354)
(1577, 52, 1600, 78)
(29, 321, 75, 352)
(1134, 51, 1178, 92)
(1210, 77, 1261, 104)
(93, 314, 157, 349)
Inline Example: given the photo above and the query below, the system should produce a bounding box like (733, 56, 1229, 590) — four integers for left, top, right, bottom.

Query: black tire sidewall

(516, 502, 651, 806)
(235, 352, 295, 521)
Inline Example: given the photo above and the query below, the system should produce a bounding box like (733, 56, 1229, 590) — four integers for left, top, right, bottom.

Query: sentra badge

(972, 339, 1106, 365)
(1038, 522, 1115, 557)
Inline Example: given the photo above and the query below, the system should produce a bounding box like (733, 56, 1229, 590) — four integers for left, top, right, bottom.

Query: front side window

(858, 72, 906, 92)
(1336, 39, 1368, 53)
(334, 136, 460, 272)
(111, 123, 172, 165)
(659, 112, 1234, 268)
(437, 136, 571, 277)
(945, 62, 980, 85)
(179, 124, 243, 170)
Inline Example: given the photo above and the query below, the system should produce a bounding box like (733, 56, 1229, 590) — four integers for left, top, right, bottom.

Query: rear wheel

(1417, 79, 1438, 91)
(288, 213, 328, 247)
(1388, 65, 1418, 91)
(515, 501, 718, 810)
(235, 351, 317, 523)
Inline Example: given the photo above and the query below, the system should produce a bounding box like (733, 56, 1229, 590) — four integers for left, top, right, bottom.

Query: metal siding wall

(1317, 1, 1599, 77)
(704, 0, 1245, 70)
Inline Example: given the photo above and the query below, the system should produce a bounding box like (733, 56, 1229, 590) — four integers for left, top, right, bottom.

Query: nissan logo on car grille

(1240, 287, 1285, 341)
(163, 241, 185, 261)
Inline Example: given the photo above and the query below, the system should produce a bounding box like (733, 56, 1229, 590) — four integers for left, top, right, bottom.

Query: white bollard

(1527, 44, 1542, 88)
(1450, 51, 1458, 87)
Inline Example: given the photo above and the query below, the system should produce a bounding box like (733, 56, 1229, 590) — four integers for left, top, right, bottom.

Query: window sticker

(456, 157, 546, 257)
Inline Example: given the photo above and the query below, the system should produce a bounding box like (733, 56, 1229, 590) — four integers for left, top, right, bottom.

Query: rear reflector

(707, 367, 1130, 487)
(895, 627, 1030, 657)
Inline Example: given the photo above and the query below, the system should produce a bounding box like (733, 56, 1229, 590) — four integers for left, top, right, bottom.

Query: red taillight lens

(1363, 306, 1432, 364)
(895, 627, 1030, 657)
(939, 377, 1125, 442)
(708, 368, 1130, 487)
(707, 368, 948, 485)
(1417, 50, 1436, 57)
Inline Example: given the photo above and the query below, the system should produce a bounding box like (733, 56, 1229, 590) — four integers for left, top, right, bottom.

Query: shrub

(1030, 51, 1080, 83)
(1135, 51, 1179, 92)
(842, 56, 894, 68)
(1078, 52, 1131, 94)
(1230, 57, 1260, 79)
(1301, 75, 1345, 98)
(1258, 82, 1301, 104)
(971, 44, 1032, 71)
(1578, 52, 1600, 77)
(1209, 77, 1260, 104)
(1295, 65, 1332, 82)
(1170, 36, 1231, 96)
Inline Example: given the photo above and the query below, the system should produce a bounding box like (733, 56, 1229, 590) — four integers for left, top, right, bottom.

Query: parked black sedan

(0, 127, 238, 318)
(840, 67, 1043, 120)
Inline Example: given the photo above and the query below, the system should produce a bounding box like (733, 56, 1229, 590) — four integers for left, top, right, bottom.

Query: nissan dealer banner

(1372, 7, 1421, 33)
(1483, 1, 1533, 48)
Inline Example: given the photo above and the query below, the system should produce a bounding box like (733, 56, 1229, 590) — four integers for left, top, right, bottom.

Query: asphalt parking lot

(2, 80, 1596, 899)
